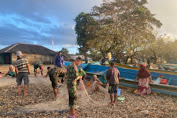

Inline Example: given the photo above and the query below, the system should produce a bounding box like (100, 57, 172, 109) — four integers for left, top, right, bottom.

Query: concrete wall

(12, 53, 55, 64)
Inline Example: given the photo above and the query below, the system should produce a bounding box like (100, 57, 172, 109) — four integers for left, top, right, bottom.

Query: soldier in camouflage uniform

(45, 66, 67, 97)
(67, 57, 82, 117)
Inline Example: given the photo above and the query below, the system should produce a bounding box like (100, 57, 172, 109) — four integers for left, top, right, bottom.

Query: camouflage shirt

(48, 67, 66, 78)
(67, 63, 78, 87)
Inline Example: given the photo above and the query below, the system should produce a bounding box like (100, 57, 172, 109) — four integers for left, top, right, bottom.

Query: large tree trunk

(130, 55, 133, 64)
(124, 56, 129, 64)
(152, 50, 157, 64)
(147, 58, 151, 68)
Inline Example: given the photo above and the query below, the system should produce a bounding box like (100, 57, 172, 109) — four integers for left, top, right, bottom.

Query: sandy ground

(0, 76, 176, 118)
(0, 65, 177, 118)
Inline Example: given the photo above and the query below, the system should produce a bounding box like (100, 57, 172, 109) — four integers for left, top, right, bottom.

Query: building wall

(0, 53, 12, 64)
(12, 53, 55, 64)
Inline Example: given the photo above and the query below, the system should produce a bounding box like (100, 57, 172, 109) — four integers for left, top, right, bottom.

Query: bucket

(117, 89, 121, 96)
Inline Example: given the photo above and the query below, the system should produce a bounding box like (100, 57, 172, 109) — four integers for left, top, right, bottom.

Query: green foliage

(74, 0, 174, 64)
(74, 12, 97, 58)
(61, 48, 69, 55)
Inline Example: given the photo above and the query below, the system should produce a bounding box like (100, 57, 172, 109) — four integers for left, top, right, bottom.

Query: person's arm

(149, 76, 153, 83)
(15, 67, 18, 77)
(62, 56, 64, 65)
(27, 64, 30, 74)
(5, 71, 9, 77)
(45, 72, 49, 77)
(134, 77, 139, 81)
(73, 66, 81, 81)
(106, 69, 111, 81)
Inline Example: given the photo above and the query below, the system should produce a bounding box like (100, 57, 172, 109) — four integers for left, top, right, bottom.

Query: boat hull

(64, 62, 177, 96)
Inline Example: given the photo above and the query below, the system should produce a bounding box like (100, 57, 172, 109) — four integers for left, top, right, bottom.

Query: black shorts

(34, 65, 43, 72)
(50, 76, 58, 89)
(108, 85, 117, 94)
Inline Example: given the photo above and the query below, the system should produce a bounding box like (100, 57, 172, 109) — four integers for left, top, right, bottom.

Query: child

(5, 65, 15, 77)
(45, 67, 65, 97)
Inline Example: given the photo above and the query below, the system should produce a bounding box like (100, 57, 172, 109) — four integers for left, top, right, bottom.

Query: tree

(74, 12, 97, 58)
(61, 48, 69, 55)
(89, 0, 162, 63)
(140, 34, 177, 64)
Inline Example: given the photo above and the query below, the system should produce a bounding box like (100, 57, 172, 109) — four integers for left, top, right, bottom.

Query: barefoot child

(5, 65, 15, 77)
(45, 67, 65, 97)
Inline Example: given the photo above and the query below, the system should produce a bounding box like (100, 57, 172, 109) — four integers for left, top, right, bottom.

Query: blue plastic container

(154, 77, 161, 84)
(117, 89, 121, 96)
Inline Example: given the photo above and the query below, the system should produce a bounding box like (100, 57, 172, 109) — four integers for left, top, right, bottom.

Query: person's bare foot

(108, 102, 114, 105)
(113, 101, 117, 104)
(24, 93, 28, 96)
(74, 111, 80, 117)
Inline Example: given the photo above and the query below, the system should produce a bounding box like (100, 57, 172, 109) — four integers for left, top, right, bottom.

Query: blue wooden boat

(64, 61, 177, 96)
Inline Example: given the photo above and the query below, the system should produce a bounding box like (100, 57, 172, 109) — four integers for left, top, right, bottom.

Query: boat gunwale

(115, 63, 177, 75)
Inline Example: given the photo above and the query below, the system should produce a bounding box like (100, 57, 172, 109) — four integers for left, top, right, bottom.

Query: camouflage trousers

(67, 80, 77, 108)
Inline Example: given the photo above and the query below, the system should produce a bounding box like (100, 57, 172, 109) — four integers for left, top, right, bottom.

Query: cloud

(0, 0, 102, 53)
(1, 0, 176, 54)
(147, 0, 177, 38)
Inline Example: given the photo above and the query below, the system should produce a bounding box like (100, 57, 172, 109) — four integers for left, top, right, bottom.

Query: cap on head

(16, 51, 23, 57)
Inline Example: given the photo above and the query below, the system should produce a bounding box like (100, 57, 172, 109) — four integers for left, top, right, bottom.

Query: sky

(0, 0, 176, 54)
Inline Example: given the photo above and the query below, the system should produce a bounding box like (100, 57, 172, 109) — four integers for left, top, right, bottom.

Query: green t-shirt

(78, 70, 86, 76)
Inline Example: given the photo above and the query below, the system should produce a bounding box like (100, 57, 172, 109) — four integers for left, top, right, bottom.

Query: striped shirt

(14, 58, 29, 73)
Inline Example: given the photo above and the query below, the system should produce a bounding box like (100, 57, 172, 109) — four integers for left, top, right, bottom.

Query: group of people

(1, 50, 154, 118)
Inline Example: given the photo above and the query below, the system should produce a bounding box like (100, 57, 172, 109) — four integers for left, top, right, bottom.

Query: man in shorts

(45, 67, 66, 97)
(106, 62, 120, 105)
(67, 57, 82, 117)
(34, 61, 43, 77)
(14, 51, 30, 96)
